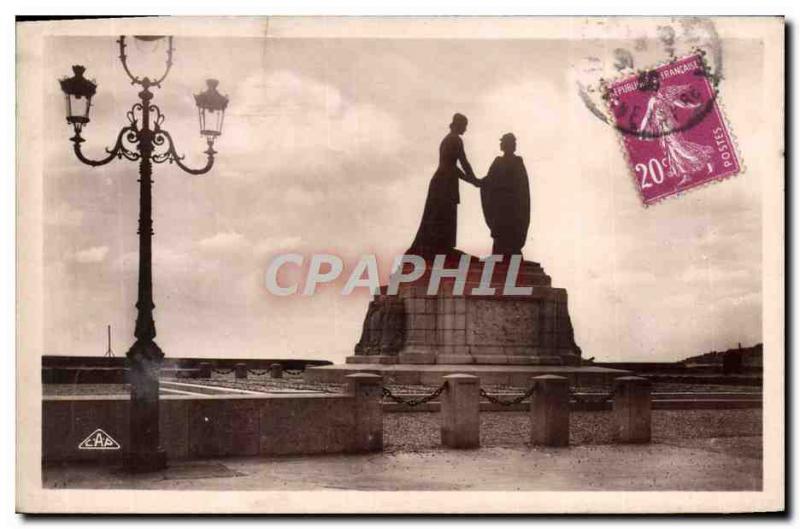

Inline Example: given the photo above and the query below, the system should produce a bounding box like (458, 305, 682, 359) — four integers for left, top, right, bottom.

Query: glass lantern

(194, 79, 229, 139)
(59, 65, 97, 135)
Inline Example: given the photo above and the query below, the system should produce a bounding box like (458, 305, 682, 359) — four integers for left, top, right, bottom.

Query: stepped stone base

(351, 251, 582, 366)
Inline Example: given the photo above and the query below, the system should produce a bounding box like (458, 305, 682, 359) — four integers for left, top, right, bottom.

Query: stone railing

(392, 374, 654, 448)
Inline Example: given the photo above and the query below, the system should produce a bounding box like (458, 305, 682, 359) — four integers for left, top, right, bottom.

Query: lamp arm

(153, 129, 215, 175)
(117, 36, 174, 88)
(116, 36, 141, 86)
(72, 126, 140, 167)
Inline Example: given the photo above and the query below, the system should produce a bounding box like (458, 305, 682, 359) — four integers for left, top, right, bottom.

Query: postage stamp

(604, 53, 742, 205)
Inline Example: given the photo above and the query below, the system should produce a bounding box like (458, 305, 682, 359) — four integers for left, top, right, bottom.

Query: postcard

(16, 16, 784, 513)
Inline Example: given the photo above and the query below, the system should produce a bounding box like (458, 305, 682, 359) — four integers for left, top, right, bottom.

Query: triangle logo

(78, 428, 121, 450)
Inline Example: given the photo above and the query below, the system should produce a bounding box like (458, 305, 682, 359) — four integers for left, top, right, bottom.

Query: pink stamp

(606, 54, 741, 205)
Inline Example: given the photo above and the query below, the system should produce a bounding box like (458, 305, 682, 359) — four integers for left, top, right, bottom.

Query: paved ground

(41, 381, 763, 492)
(384, 409, 762, 451)
(44, 409, 762, 491)
(43, 436, 762, 491)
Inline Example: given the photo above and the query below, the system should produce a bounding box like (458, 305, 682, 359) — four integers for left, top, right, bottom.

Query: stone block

(506, 355, 537, 365)
(259, 396, 353, 456)
(405, 329, 425, 343)
(400, 350, 437, 365)
(269, 363, 283, 378)
(188, 399, 230, 457)
(613, 376, 652, 443)
(440, 374, 480, 448)
(441, 312, 455, 330)
(160, 399, 189, 459)
(451, 329, 466, 344)
(198, 362, 212, 378)
(436, 355, 474, 364)
(530, 375, 570, 447)
(414, 314, 435, 330)
(454, 298, 466, 314)
(473, 355, 509, 365)
(228, 399, 261, 455)
(235, 363, 248, 379)
(347, 373, 383, 452)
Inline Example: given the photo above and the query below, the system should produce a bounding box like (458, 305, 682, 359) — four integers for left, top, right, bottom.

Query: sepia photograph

(14, 15, 784, 514)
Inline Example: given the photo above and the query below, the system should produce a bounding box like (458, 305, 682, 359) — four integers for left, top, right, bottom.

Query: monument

(350, 124, 580, 366)
(306, 116, 623, 385)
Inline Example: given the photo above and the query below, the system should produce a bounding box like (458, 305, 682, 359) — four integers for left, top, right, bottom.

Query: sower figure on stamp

(637, 70, 714, 187)
(407, 113, 482, 258)
(480, 133, 531, 256)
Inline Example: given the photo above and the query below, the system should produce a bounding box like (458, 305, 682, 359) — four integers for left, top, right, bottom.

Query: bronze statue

(407, 113, 481, 257)
(480, 133, 531, 256)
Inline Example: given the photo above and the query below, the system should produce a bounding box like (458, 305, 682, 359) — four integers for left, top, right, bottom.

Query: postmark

(604, 53, 741, 205)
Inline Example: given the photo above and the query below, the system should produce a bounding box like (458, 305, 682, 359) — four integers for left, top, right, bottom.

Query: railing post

(269, 363, 283, 379)
(530, 375, 570, 447)
(346, 373, 383, 452)
(234, 362, 248, 379)
(198, 362, 212, 379)
(613, 376, 652, 443)
(440, 374, 480, 448)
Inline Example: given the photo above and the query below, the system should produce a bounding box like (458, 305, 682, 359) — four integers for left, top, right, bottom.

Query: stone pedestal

(613, 376, 652, 443)
(346, 373, 383, 452)
(440, 374, 480, 448)
(349, 252, 582, 366)
(198, 362, 212, 379)
(269, 363, 283, 379)
(530, 375, 570, 447)
(235, 363, 248, 379)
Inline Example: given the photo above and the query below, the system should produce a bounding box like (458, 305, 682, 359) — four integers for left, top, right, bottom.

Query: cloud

(679, 265, 755, 285)
(73, 245, 109, 263)
(225, 70, 404, 184)
(196, 231, 247, 252)
(254, 235, 303, 255)
(45, 202, 85, 227)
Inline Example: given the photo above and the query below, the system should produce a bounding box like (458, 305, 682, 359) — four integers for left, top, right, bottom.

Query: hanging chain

(479, 385, 537, 407)
(211, 368, 235, 375)
(382, 383, 447, 407)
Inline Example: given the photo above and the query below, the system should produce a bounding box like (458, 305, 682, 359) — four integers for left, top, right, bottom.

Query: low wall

(42, 375, 382, 464)
(42, 357, 334, 385)
(42, 355, 333, 370)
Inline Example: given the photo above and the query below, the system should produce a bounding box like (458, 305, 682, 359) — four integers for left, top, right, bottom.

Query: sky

(41, 31, 764, 362)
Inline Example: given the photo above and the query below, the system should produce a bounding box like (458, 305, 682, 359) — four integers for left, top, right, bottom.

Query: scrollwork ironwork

(148, 128, 215, 175)
(72, 126, 141, 167)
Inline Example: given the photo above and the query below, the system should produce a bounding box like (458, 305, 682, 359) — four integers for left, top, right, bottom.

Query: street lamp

(59, 35, 229, 472)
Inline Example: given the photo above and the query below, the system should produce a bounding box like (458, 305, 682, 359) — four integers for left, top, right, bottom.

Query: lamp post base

(123, 449, 167, 473)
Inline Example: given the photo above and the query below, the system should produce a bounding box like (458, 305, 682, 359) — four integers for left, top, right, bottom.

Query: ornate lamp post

(59, 35, 229, 472)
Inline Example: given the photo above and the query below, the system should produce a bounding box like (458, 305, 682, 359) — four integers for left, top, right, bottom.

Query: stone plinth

(440, 374, 480, 448)
(235, 363, 248, 379)
(349, 252, 581, 366)
(530, 375, 570, 447)
(347, 373, 384, 452)
(613, 376, 652, 443)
